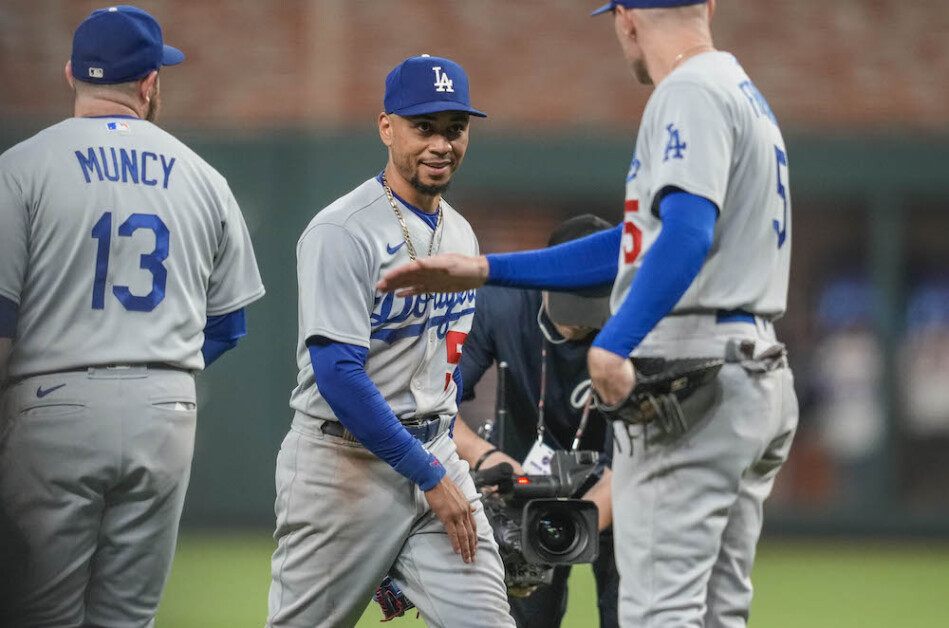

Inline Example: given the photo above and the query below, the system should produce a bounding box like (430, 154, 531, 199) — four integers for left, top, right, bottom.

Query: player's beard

(632, 58, 653, 85)
(145, 83, 161, 122)
(409, 175, 451, 197)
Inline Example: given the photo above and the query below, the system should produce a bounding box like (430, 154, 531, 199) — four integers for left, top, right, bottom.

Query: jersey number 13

(90, 211, 169, 312)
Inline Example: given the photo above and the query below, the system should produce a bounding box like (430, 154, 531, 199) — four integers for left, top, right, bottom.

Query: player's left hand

(588, 346, 636, 407)
(424, 476, 479, 564)
(376, 253, 489, 297)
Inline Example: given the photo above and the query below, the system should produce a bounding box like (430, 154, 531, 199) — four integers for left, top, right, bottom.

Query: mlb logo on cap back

(384, 55, 487, 118)
(71, 5, 185, 84)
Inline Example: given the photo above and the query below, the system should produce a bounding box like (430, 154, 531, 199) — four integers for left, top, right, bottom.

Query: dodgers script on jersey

(614, 51, 791, 325)
(290, 177, 478, 422)
(0, 117, 265, 378)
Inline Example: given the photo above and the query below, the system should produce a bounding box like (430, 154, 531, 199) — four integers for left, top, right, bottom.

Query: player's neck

(645, 35, 714, 86)
(74, 97, 143, 120)
(383, 167, 441, 213)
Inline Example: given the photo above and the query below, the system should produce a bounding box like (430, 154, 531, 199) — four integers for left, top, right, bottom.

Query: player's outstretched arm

(423, 476, 479, 564)
(378, 225, 622, 296)
(376, 253, 489, 297)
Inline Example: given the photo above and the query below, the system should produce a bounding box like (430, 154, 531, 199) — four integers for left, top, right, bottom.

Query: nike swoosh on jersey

(36, 383, 67, 398)
(386, 241, 406, 255)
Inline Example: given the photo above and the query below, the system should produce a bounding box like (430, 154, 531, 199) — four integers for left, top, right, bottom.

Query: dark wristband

(474, 448, 500, 471)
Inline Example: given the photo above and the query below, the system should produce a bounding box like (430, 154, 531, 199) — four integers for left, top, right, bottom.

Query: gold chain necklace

(381, 173, 443, 261)
(671, 43, 714, 72)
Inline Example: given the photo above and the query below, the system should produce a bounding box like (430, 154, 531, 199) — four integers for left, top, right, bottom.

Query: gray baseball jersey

(0, 117, 265, 379)
(612, 51, 791, 324)
(605, 51, 799, 627)
(289, 176, 478, 423)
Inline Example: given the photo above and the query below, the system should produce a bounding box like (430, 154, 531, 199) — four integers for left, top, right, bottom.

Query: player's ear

(378, 113, 394, 147)
(140, 70, 159, 105)
(707, 0, 717, 20)
(615, 6, 637, 40)
(64, 60, 75, 89)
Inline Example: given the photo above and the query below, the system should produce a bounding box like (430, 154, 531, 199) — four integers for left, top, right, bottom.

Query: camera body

(473, 450, 601, 593)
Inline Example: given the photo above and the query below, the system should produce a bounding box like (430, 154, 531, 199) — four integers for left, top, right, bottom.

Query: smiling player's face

(381, 111, 470, 198)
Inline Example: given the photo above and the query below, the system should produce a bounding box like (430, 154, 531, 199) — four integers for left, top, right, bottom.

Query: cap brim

(547, 292, 612, 329)
(391, 101, 487, 118)
(162, 45, 185, 67)
(591, 3, 613, 16)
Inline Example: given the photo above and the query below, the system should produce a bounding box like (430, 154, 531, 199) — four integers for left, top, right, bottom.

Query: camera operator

(454, 215, 619, 628)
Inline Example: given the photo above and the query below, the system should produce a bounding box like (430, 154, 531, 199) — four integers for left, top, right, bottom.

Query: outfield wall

(1, 124, 948, 534)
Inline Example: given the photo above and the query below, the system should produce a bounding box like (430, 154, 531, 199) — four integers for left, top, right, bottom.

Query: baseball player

(378, 1, 799, 626)
(0, 6, 264, 626)
(267, 55, 514, 628)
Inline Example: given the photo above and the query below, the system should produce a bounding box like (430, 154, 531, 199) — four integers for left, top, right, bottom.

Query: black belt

(320, 415, 445, 444)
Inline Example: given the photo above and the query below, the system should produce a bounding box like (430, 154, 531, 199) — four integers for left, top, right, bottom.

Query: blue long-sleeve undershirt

(202, 308, 247, 367)
(486, 224, 622, 291)
(593, 192, 718, 357)
(308, 337, 446, 490)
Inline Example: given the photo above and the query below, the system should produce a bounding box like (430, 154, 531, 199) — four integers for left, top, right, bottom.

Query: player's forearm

(485, 224, 621, 290)
(308, 339, 445, 490)
(581, 468, 613, 531)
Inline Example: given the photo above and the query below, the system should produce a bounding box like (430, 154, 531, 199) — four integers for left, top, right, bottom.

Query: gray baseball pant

(612, 316, 799, 628)
(0, 366, 196, 628)
(267, 414, 515, 628)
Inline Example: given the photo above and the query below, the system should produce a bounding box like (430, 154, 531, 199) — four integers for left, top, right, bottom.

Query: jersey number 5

(622, 200, 643, 265)
(91, 211, 170, 312)
(773, 146, 789, 249)
(445, 330, 468, 390)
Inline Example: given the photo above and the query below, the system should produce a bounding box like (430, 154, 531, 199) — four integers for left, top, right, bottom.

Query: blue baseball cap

(71, 5, 184, 84)
(384, 55, 486, 118)
(591, 0, 707, 16)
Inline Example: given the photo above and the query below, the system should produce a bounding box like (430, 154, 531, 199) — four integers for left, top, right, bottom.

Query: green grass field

(158, 531, 949, 627)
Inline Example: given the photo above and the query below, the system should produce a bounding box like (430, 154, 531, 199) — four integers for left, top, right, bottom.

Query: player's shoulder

(134, 120, 231, 186)
(652, 51, 744, 103)
(297, 177, 387, 246)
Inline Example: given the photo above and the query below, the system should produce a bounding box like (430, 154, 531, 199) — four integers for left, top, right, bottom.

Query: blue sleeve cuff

(485, 224, 621, 291)
(308, 337, 446, 489)
(0, 295, 17, 338)
(201, 308, 247, 366)
(205, 308, 247, 342)
(593, 192, 717, 357)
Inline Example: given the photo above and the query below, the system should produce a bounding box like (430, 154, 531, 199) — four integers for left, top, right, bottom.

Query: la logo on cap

(432, 67, 454, 93)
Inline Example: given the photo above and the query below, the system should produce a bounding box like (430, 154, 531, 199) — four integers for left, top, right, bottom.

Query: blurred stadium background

(2, 1, 948, 625)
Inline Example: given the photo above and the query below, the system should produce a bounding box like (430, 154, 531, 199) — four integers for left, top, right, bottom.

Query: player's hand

(376, 253, 489, 297)
(424, 476, 478, 564)
(588, 346, 636, 406)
